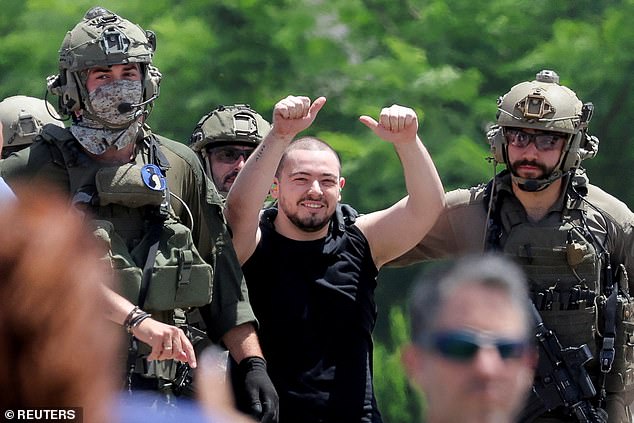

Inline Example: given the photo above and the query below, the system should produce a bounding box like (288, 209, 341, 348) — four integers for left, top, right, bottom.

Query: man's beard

(219, 170, 240, 193)
(280, 196, 333, 233)
(287, 213, 330, 232)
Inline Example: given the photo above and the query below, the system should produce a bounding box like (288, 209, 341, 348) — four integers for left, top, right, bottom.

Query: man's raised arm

(356, 105, 445, 268)
(225, 95, 326, 264)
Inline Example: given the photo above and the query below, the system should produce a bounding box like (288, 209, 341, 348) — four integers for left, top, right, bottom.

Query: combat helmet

(47, 6, 161, 121)
(189, 104, 271, 152)
(0, 96, 64, 158)
(489, 70, 598, 191)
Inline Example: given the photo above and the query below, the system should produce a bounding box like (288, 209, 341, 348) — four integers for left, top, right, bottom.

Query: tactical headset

(488, 70, 599, 190)
(46, 7, 161, 117)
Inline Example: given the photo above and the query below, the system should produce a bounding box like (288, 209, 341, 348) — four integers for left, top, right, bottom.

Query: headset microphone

(117, 94, 158, 114)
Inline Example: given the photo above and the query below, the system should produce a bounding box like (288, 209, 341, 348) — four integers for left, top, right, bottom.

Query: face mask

(70, 118, 141, 156)
(86, 79, 143, 127)
(70, 79, 144, 156)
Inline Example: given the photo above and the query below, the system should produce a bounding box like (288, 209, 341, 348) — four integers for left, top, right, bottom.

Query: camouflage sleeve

(388, 188, 488, 266)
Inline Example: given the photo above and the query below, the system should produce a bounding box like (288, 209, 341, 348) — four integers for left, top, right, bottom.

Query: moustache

(511, 159, 549, 174)
(223, 170, 240, 184)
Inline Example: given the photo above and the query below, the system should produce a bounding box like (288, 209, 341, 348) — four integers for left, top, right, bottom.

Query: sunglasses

(505, 128, 567, 152)
(418, 329, 529, 362)
(207, 146, 255, 164)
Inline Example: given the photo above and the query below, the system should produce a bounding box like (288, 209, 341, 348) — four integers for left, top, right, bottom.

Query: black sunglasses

(505, 128, 567, 152)
(417, 329, 529, 362)
(207, 146, 255, 164)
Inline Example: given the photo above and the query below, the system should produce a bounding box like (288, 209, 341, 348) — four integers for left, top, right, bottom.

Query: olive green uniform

(0, 124, 255, 346)
(396, 170, 634, 422)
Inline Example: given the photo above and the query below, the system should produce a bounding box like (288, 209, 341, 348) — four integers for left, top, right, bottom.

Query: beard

(218, 169, 240, 193)
(287, 213, 330, 232)
(279, 195, 333, 233)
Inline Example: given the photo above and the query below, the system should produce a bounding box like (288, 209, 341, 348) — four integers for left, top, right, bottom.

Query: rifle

(518, 302, 608, 423)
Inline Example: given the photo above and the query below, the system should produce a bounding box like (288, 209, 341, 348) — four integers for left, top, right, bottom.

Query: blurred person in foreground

(0, 188, 119, 423)
(401, 254, 536, 423)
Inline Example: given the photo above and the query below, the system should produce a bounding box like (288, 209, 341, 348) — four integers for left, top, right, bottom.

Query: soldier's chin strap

(513, 169, 570, 192)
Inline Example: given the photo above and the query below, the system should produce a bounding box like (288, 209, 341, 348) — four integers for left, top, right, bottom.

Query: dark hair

(275, 136, 342, 178)
(408, 254, 531, 344)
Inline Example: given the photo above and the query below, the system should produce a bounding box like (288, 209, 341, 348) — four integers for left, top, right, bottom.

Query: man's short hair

(408, 254, 531, 343)
(276, 136, 342, 178)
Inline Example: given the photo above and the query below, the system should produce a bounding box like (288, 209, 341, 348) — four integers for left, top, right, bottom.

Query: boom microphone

(117, 94, 158, 114)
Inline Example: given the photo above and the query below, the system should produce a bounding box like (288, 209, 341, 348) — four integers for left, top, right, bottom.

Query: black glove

(238, 356, 279, 423)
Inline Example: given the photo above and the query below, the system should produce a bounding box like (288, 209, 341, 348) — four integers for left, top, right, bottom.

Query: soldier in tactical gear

(189, 105, 272, 411)
(0, 7, 278, 421)
(0, 95, 64, 159)
(190, 104, 271, 196)
(394, 70, 634, 422)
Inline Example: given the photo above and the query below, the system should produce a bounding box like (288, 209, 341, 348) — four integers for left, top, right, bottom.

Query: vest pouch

(603, 295, 634, 394)
(95, 164, 164, 208)
(540, 306, 597, 356)
(92, 219, 143, 303)
(130, 219, 213, 311)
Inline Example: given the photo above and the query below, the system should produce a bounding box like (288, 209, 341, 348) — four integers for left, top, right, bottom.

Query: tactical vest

(501, 201, 601, 353)
(40, 126, 214, 382)
(486, 178, 634, 404)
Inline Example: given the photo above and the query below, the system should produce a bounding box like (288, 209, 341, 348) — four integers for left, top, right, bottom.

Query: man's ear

(338, 177, 346, 200)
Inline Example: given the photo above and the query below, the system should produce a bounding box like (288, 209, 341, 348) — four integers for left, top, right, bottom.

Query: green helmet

(189, 104, 271, 152)
(489, 70, 598, 191)
(47, 6, 161, 115)
(497, 70, 584, 134)
(0, 96, 64, 158)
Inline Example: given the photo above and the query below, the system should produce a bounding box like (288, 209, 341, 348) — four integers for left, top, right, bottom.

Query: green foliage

(373, 306, 424, 423)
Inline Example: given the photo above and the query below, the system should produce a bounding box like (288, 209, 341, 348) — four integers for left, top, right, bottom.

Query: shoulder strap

(143, 133, 170, 172)
(39, 124, 76, 168)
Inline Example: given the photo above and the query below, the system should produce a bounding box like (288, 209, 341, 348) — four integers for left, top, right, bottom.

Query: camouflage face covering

(86, 79, 143, 126)
(70, 117, 141, 155)
(70, 79, 143, 155)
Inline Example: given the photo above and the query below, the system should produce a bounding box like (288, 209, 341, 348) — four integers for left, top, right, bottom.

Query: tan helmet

(488, 70, 598, 191)
(189, 104, 271, 152)
(46, 6, 161, 117)
(0, 96, 64, 158)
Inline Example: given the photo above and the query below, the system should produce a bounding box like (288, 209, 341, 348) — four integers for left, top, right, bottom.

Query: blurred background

(2, 1, 631, 421)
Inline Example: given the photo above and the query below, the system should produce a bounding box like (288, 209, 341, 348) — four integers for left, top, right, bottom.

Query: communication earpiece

(559, 103, 599, 172)
(487, 124, 506, 164)
(143, 64, 161, 103)
(47, 70, 82, 115)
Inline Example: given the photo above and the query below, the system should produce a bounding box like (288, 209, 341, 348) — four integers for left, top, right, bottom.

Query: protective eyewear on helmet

(207, 146, 255, 164)
(505, 128, 567, 152)
(417, 329, 529, 362)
